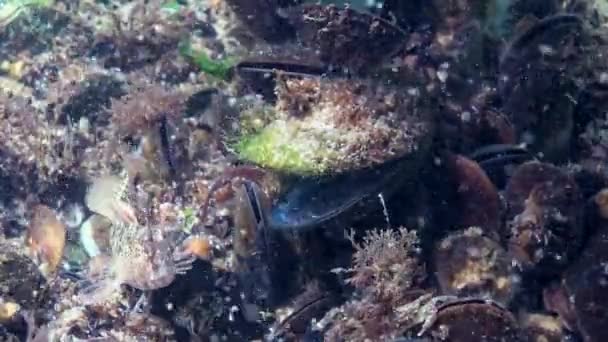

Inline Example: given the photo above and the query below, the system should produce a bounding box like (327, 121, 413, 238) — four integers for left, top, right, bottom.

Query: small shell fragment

(0, 301, 20, 323)
(184, 236, 212, 259)
(520, 313, 564, 342)
(79, 214, 112, 257)
(85, 174, 137, 225)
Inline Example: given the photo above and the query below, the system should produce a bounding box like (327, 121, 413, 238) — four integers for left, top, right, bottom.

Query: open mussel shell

(233, 46, 328, 101)
(232, 181, 299, 309)
(504, 161, 585, 276)
(499, 14, 587, 162)
(469, 144, 533, 188)
(228, 74, 435, 177)
(421, 298, 522, 341)
(283, 4, 408, 74)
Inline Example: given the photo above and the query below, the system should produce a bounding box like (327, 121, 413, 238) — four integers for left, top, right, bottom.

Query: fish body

(82, 174, 193, 303)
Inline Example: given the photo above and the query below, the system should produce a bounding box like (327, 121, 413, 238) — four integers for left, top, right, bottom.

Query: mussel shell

(433, 227, 516, 304)
(283, 4, 408, 73)
(234, 46, 329, 101)
(381, 0, 435, 29)
(556, 221, 608, 341)
(567, 264, 608, 342)
(499, 14, 587, 161)
(505, 161, 585, 275)
(233, 181, 299, 307)
(266, 153, 425, 231)
(499, 15, 584, 76)
(229, 75, 435, 177)
(469, 144, 533, 189)
(267, 283, 341, 341)
(224, 0, 295, 43)
(422, 298, 522, 341)
(443, 154, 502, 233)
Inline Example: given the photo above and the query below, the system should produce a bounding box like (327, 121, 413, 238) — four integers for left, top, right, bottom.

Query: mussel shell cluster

(212, 1, 608, 341)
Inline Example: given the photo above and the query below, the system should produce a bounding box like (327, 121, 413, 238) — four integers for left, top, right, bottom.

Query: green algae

(179, 41, 237, 80)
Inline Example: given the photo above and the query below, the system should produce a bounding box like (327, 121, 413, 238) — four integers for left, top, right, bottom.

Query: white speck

(538, 44, 555, 56)
(228, 305, 240, 322)
(437, 70, 448, 83)
(62, 203, 85, 228)
(78, 117, 90, 134)
(80, 217, 100, 257)
(407, 87, 420, 96)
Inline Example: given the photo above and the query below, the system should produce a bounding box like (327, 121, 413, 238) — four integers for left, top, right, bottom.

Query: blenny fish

(81, 174, 194, 304)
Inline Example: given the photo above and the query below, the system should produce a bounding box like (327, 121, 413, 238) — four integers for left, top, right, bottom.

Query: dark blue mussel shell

(266, 155, 418, 231)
